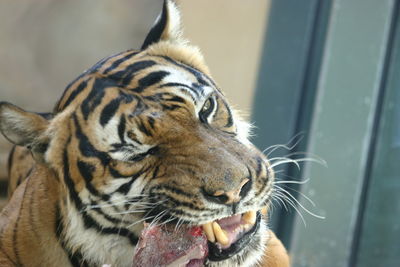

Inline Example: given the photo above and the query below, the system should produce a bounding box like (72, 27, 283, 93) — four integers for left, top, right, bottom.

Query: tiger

(0, 1, 289, 266)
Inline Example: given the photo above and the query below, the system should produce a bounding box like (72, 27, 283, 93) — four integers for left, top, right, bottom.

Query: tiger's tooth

(202, 222, 215, 242)
(212, 222, 229, 246)
(242, 210, 256, 225)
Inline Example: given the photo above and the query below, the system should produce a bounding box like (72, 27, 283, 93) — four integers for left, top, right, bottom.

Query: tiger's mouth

(134, 209, 263, 266)
(204, 210, 261, 262)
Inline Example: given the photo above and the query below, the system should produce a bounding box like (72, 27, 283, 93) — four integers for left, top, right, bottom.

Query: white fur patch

(63, 201, 135, 267)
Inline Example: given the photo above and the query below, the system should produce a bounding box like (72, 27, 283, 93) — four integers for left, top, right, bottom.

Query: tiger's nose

(203, 178, 251, 204)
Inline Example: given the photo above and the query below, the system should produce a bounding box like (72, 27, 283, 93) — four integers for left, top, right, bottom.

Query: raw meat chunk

(132, 223, 208, 267)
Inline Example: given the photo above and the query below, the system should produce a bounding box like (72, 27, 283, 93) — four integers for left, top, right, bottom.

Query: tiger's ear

(0, 102, 50, 160)
(141, 0, 183, 49)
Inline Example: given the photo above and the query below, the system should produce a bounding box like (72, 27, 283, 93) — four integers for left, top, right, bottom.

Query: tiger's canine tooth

(212, 222, 229, 246)
(242, 210, 256, 225)
(202, 222, 215, 242)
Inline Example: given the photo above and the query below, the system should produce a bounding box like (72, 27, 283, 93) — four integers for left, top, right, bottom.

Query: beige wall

(0, 1, 270, 202)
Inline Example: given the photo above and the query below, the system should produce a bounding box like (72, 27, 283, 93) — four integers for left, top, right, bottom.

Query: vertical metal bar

(349, 2, 400, 266)
(289, 0, 395, 266)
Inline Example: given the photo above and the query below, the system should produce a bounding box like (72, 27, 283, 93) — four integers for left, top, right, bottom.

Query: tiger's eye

(202, 98, 212, 113)
(199, 97, 215, 123)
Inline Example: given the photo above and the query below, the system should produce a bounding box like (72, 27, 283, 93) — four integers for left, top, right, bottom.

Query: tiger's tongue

(217, 214, 242, 228)
(132, 223, 208, 267)
(214, 214, 248, 249)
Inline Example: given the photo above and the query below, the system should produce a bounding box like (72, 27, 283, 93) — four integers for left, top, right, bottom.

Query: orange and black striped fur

(0, 1, 289, 266)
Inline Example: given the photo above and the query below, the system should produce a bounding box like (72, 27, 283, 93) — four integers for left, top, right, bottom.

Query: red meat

(132, 223, 208, 267)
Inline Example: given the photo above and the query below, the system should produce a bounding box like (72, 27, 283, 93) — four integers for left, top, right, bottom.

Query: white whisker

(274, 186, 325, 220)
(273, 178, 310, 185)
(271, 193, 289, 212)
(269, 158, 301, 170)
(263, 133, 305, 156)
(273, 191, 307, 226)
(274, 184, 316, 208)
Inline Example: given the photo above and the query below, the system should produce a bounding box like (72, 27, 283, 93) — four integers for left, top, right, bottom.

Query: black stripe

(62, 140, 138, 246)
(63, 140, 84, 211)
(133, 70, 170, 93)
(90, 52, 125, 74)
(55, 204, 90, 267)
(77, 162, 130, 218)
(76, 160, 110, 201)
(166, 95, 186, 104)
(240, 177, 252, 199)
(167, 207, 221, 218)
(87, 198, 130, 224)
(191, 83, 204, 97)
(150, 185, 195, 199)
(106, 60, 156, 86)
(73, 114, 110, 166)
(89, 50, 137, 74)
(118, 114, 126, 143)
(147, 117, 155, 129)
(81, 78, 117, 120)
(114, 171, 143, 194)
(109, 166, 135, 178)
(99, 97, 122, 127)
(154, 195, 206, 211)
(63, 79, 88, 110)
(159, 82, 201, 98)
(99, 92, 136, 127)
(103, 51, 138, 74)
(162, 56, 216, 88)
(55, 71, 87, 113)
(144, 91, 189, 107)
(161, 103, 181, 111)
(255, 157, 264, 178)
(152, 165, 160, 179)
(119, 60, 158, 86)
(81, 214, 138, 245)
(137, 119, 152, 137)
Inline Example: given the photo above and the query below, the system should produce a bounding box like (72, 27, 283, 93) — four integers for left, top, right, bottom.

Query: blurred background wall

(0, 0, 270, 207)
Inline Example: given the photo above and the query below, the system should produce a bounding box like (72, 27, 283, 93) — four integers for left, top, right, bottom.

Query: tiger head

(0, 1, 274, 266)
